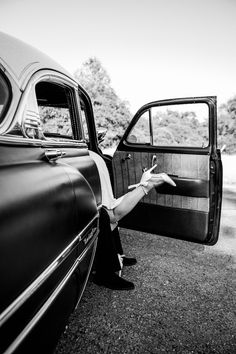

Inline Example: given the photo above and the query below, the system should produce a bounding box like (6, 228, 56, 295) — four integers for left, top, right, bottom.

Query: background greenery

(75, 58, 131, 148)
(74, 57, 236, 153)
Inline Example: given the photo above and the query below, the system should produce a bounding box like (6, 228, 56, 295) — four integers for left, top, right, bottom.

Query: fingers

(162, 174, 176, 186)
(150, 173, 176, 187)
(146, 164, 157, 173)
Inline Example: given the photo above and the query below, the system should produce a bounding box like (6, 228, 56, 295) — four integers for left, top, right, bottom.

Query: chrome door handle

(152, 154, 157, 167)
(43, 149, 66, 162)
(142, 155, 157, 172)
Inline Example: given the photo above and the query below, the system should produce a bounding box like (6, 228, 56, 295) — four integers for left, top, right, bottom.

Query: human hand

(128, 164, 157, 189)
(146, 173, 176, 192)
(140, 164, 158, 185)
(128, 165, 176, 191)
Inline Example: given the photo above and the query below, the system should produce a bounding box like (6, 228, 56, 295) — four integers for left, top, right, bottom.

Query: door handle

(122, 153, 131, 162)
(43, 149, 66, 162)
(152, 154, 157, 167)
(142, 155, 157, 172)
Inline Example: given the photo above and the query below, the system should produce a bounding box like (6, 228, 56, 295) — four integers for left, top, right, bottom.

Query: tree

(75, 57, 131, 148)
(218, 96, 236, 153)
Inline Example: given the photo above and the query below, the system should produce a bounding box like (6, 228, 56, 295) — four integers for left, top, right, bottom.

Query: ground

(54, 155, 236, 354)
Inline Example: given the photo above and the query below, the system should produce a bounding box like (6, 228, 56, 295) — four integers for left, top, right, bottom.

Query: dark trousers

(94, 207, 123, 275)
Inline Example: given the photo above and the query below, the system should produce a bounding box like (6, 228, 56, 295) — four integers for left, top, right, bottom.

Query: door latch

(122, 153, 131, 162)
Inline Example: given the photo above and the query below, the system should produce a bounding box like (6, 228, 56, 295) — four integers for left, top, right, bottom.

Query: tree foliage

(75, 57, 131, 148)
(130, 108, 208, 148)
(75, 57, 236, 153)
(152, 110, 208, 147)
(217, 97, 236, 153)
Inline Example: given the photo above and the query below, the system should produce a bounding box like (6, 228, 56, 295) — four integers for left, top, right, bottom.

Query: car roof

(0, 32, 76, 88)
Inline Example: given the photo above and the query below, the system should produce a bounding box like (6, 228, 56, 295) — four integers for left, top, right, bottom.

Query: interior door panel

(113, 151, 209, 211)
(112, 96, 222, 245)
(113, 150, 211, 242)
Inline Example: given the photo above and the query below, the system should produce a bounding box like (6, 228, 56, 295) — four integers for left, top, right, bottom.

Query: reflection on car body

(0, 32, 222, 354)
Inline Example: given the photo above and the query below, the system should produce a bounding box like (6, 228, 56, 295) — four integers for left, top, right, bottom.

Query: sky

(0, 0, 236, 113)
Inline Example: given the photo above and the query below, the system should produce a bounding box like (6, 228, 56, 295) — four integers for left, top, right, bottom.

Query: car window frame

(5, 70, 85, 147)
(126, 101, 211, 150)
(121, 97, 217, 155)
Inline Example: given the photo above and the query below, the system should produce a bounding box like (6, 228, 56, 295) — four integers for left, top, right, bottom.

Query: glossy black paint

(0, 139, 100, 353)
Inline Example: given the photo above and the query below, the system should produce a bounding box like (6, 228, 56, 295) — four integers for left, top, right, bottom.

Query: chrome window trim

(3, 236, 98, 354)
(0, 134, 87, 148)
(0, 213, 99, 327)
(3, 70, 78, 136)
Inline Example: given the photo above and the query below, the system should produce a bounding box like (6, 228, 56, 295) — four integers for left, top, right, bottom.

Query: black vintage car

(0, 32, 222, 354)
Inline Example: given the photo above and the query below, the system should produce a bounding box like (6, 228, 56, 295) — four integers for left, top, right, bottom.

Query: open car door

(112, 96, 222, 245)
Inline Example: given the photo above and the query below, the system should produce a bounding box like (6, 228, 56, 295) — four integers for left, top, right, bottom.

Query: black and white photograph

(0, 0, 235, 353)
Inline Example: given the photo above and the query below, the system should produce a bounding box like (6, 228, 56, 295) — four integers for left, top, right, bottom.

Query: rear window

(0, 72, 11, 124)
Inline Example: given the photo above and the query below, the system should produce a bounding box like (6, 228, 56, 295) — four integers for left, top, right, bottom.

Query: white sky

(0, 0, 236, 113)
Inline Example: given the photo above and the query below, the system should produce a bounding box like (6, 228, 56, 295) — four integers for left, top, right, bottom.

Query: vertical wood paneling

(112, 151, 209, 211)
(198, 155, 209, 179)
(172, 154, 181, 175)
(156, 153, 164, 173)
(141, 152, 149, 203)
(156, 153, 165, 205)
(181, 154, 198, 178)
(128, 152, 136, 187)
(122, 158, 129, 194)
(112, 151, 123, 197)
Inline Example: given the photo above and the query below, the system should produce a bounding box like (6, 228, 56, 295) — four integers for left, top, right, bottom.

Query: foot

(121, 256, 137, 267)
(93, 272, 135, 290)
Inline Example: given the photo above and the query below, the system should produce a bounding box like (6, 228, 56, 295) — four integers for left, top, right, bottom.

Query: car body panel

(0, 33, 101, 353)
(0, 32, 73, 89)
(0, 137, 100, 353)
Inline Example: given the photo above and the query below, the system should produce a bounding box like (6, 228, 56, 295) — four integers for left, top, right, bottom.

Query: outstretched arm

(107, 173, 175, 223)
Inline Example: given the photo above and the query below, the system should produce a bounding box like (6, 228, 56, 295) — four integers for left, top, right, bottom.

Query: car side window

(127, 103, 209, 148)
(127, 110, 151, 144)
(35, 81, 73, 140)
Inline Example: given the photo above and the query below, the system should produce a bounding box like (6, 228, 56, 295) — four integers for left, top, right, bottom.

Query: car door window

(127, 103, 209, 148)
(35, 81, 73, 140)
(127, 110, 150, 144)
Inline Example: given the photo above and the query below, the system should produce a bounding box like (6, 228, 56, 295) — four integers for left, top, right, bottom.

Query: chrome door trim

(75, 237, 98, 309)
(0, 135, 87, 148)
(0, 213, 99, 327)
(3, 236, 98, 354)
